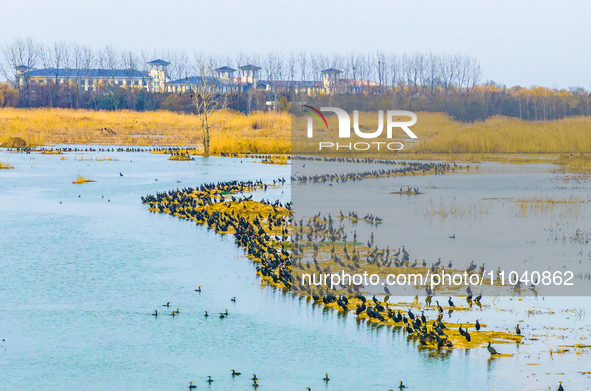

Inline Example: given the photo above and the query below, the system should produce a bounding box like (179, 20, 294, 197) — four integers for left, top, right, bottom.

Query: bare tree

(1, 37, 41, 106)
(190, 61, 226, 156)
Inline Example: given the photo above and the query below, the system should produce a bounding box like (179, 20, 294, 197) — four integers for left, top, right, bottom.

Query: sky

(1, 0, 590, 89)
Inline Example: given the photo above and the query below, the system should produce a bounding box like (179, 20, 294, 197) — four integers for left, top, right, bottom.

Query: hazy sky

(1, 0, 590, 89)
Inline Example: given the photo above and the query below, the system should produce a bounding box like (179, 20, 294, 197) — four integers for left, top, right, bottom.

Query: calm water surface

(0, 149, 589, 390)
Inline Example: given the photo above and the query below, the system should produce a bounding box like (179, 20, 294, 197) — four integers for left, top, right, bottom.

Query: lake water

(1, 148, 589, 390)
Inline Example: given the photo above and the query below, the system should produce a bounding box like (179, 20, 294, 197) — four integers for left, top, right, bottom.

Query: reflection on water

(0, 149, 590, 390)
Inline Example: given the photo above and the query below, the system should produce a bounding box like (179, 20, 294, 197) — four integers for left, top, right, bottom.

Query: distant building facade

(15, 59, 170, 93)
(15, 59, 377, 96)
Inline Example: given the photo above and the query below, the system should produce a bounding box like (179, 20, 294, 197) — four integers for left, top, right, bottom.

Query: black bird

(323, 373, 330, 382)
(448, 297, 455, 307)
(152, 310, 158, 316)
(195, 286, 202, 292)
(204, 311, 209, 317)
(189, 381, 196, 389)
(207, 376, 213, 384)
(558, 381, 564, 391)
(219, 313, 225, 319)
(515, 324, 521, 335)
(231, 370, 241, 376)
(251, 374, 258, 381)
(119, 172, 123, 176)
(464, 327, 471, 342)
(475, 319, 481, 331)
(384, 285, 391, 294)
(231, 297, 236, 302)
(475, 292, 482, 302)
(421, 311, 426, 324)
(399, 381, 406, 389)
(487, 341, 499, 355)
(162, 302, 170, 307)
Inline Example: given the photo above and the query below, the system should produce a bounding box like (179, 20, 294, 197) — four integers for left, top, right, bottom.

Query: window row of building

(15, 59, 377, 95)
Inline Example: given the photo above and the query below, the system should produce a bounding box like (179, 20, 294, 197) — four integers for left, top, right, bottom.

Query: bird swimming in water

(251, 374, 258, 381)
(252, 379, 258, 388)
(225, 309, 229, 316)
(231, 369, 241, 376)
(323, 373, 330, 382)
(152, 310, 158, 316)
(207, 376, 213, 384)
(119, 172, 123, 176)
(231, 297, 236, 302)
(204, 311, 209, 317)
(162, 302, 170, 307)
(189, 381, 196, 389)
(487, 341, 499, 355)
(195, 286, 202, 292)
(169, 311, 176, 317)
(219, 313, 226, 319)
(399, 381, 406, 389)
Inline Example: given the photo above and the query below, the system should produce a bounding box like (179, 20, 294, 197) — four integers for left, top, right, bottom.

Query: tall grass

(0, 108, 289, 154)
(1, 108, 591, 156)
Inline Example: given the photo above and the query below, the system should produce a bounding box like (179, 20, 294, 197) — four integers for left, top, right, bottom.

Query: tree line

(1, 37, 590, 122)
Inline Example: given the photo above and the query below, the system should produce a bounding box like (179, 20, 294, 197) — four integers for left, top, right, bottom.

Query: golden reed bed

(1, 108, 590, 161)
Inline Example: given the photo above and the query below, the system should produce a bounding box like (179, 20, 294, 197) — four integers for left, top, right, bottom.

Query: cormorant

(515, 324, 521, 335)
(448, 297, 455, 307)
(323, 373, 330, 382)
(399, 381, 406, 389)
(231, 297, 236, 302)
(231, 369, 241, 376)
(204, 311, 209, 317)
(152, 310, 158, 316)
(475, 319, 481, 331)
(189, 381, 196, 389)
(207, 376, 213, 384)
(162, 302, 170, 307)
(195, 286, 202, 292)
(558, 381, 564, 391)
(487, 341, 499, 355)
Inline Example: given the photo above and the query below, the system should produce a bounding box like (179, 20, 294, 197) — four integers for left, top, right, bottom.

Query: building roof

(238, 64, 261, 71)
(321, 68, 342, 74)
(23, 68, 148, 78)
(215, 66, 237, 72)
(147, 59, 170, 65)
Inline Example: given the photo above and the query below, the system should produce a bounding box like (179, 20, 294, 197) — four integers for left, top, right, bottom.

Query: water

(1, 149, 589, 390)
